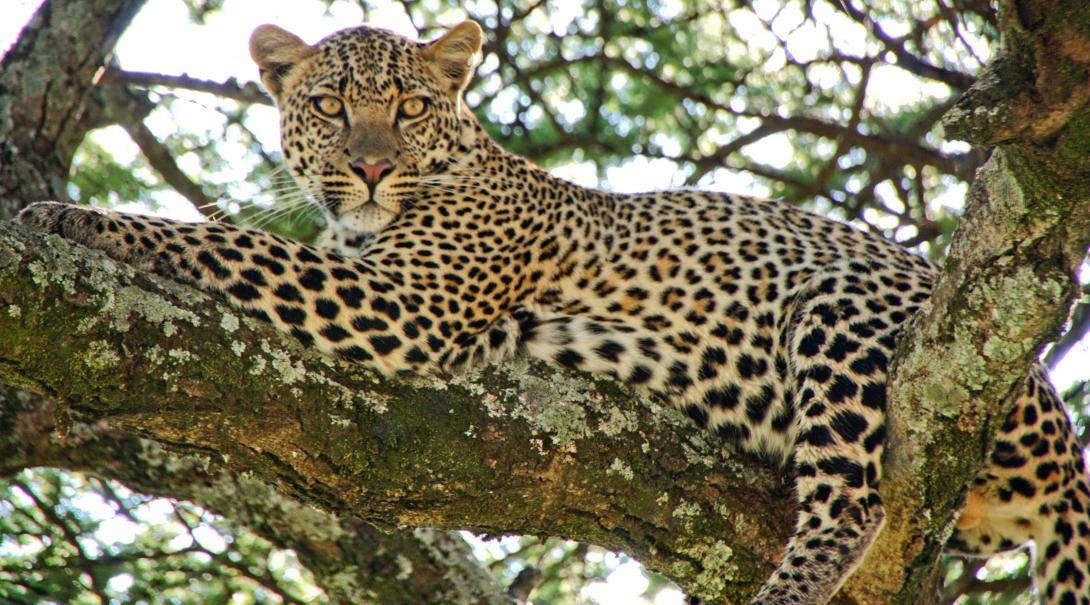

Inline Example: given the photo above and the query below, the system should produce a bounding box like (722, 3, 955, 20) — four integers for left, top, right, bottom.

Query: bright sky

(1, 1, 1088, 602)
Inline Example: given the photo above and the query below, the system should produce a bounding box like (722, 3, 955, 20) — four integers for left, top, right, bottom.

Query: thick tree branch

(845, 0, 1090, 602)
(0, 398, 513, 605)
(0, 223, 809, 603)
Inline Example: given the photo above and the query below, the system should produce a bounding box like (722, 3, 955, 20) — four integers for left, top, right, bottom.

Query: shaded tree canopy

(1, 0, 1088, 604)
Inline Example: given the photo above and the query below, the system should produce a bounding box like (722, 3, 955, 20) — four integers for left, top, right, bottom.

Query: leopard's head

(249, 22, 483, 238)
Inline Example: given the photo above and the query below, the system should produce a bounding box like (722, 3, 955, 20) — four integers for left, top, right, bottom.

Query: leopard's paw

(17, 202, 113, 247)
(16, 201, 73, 234)
(16, 202, 157, 271)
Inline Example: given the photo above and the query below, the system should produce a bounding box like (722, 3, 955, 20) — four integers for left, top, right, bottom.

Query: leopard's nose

(349, 157, 395, 189)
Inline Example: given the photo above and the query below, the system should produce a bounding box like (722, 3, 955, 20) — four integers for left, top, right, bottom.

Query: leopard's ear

(422, 20, 483, 94)
(249, 25, 315, 100)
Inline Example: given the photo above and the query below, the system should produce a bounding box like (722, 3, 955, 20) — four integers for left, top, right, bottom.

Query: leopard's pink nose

(349, 157, 395, 188)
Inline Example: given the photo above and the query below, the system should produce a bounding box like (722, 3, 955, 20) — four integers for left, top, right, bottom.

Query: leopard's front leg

(18, 202, 181, 274)
(17, 202, 503, 376)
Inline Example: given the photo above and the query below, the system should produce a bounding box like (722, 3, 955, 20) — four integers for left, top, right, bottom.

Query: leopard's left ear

(422, 20, 483, 94)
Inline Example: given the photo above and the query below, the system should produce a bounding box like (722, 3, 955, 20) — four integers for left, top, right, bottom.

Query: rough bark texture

(0, 395, 513, 605)
(1, 0, 1089, 602)
(0, 222, 802, 602)
(0, 2, 517, 602)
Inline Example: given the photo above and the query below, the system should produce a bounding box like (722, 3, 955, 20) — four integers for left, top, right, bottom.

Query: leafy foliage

(68, 138, 163, 210)
(0, 470, 320, 605)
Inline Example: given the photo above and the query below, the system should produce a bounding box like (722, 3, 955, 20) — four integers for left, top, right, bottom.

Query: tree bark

(1, 0, 1089, 603)
(848, 0, 1090, 602)
(0, 1, 515, 602)
(0, 395, 513, 605)
(0, 222, 800, 602)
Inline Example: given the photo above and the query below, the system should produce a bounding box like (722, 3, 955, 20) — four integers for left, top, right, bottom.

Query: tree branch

(102, 68, 273, 106)
(0, 223, 809, 603)
(119, 111, 220, 219)
(77, 81, 222, 219)
(834, 1, 977, 90)
(0, 394, 514, 605)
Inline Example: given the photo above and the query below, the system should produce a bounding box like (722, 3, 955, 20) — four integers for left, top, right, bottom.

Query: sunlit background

(1, 0, 1087, 603)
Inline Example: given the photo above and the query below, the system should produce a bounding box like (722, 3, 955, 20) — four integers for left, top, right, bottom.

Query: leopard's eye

(397, 97, 430, 121)
(312, 95, 345, 119)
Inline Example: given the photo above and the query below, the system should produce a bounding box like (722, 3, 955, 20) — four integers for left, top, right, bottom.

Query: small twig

(104, 68, 272, 106)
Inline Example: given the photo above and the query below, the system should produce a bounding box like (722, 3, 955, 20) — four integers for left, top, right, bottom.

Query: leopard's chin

(329, 201, 396, 236)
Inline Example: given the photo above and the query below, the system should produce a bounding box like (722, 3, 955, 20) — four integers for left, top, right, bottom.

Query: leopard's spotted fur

(17, 21, 1089, 605)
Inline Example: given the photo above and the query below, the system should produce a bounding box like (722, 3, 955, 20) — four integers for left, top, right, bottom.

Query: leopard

(16, 20, 1090, 605)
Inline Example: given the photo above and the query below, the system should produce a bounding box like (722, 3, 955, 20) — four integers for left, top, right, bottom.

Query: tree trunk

(1, 0, 1089, 603)
(0, 0, 144, 218)
(849, 0, 1090, 602)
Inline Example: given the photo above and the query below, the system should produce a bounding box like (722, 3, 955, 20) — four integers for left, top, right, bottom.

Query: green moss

(0, 236, 24, 269)
(982, 335, 1023, 362)
(950, 336, 990, 392)
(919, 378, 969, 417)
(599, 406, 638, 436)
(326, 438, 371, 477)
(499, 359, 595, 451)
(672, 501, 703, 531)
(445, 359, 598, 452)
(1053, 108, 1090, 171)
(262, 339, 308, 384)
(981, 269, 1066, 333)
(978, 156, 1031, 239)
(1001, 143, 1090, 217)
(95, 284, 202, 335)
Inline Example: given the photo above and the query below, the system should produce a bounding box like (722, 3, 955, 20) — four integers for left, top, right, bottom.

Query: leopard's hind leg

(749, 261, 916, 604)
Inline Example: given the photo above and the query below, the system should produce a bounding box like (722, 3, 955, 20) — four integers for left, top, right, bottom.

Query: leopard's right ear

(249, 25, 315, 100)
(422, 21, 483, 95)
